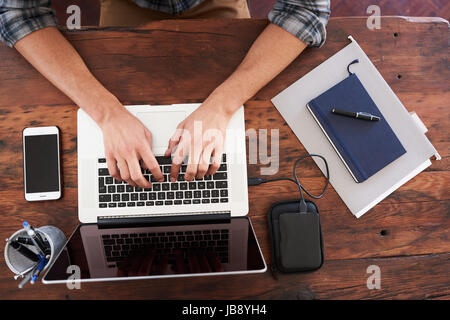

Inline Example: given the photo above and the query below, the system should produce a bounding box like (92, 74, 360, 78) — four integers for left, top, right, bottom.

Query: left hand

(165, 99, 233, 182)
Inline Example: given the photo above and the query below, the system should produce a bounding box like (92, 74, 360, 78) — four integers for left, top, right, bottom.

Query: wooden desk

(0, 17, 448, 300)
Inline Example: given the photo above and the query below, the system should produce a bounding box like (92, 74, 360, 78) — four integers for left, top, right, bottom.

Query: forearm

(14, 26, 122, 124)
(210, 23, 307, 115)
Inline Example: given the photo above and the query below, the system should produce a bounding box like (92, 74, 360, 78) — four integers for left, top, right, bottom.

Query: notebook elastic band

(347, 59, 359, 75)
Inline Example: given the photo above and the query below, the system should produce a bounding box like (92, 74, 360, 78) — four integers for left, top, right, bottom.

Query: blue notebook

(307, 71, 406, 183)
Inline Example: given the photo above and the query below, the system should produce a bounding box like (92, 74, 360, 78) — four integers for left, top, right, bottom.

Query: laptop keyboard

(102, 229, 230, 268)
(98, 154, 229, 208)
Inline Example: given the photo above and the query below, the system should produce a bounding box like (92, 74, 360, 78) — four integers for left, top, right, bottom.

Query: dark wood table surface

(0, 17, 448, 300)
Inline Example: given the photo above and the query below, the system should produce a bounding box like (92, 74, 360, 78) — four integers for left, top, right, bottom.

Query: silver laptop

(77, 104, 248, 223)
(43, 104, 266, 283)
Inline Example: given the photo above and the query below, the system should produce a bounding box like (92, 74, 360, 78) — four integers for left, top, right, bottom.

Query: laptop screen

(43, 217, 266, 283)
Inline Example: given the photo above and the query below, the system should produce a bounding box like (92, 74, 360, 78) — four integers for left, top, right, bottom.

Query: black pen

(22, 222, 49, 256)
(17, 236, 50, 248)
(9, 240, 39, 262)
(331, 108, 380, 121)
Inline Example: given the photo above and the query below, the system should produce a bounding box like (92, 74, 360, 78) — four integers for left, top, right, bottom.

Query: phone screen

(24, 134, 60, 193)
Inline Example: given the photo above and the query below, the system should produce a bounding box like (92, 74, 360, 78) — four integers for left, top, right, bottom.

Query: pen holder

(4, 225, 67, 276)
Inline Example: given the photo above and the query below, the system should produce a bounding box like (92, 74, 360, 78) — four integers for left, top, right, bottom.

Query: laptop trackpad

(136, 111, 186, 155)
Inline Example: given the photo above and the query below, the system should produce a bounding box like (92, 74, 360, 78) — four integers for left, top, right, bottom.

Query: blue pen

(30, 255, 48, 284)
(17, 254, 43, 289)
(18, 263, 39, 289)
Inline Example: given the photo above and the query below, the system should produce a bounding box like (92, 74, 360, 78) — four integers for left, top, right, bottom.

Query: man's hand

(165, 98, 232, 182)
(99, 105, 164, 187)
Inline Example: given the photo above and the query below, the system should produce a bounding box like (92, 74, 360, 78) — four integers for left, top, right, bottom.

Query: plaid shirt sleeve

(0, 0, 57, 47)
(269, 0, 330, 47)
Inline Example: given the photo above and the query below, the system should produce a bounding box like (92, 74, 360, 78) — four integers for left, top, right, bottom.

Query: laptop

(43, 104, 266, 283)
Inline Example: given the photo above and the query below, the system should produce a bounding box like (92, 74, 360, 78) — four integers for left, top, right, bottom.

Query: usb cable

(248, 154, 330, 212)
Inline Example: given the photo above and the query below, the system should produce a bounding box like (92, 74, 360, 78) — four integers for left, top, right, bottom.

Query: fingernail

(170, 177, 176, 182)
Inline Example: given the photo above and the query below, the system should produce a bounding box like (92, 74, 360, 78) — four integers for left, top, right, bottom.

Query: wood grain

(0, 17, 448, 299)
(2, 253, 448, 300)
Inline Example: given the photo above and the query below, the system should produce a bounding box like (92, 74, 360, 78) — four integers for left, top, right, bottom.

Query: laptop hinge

(97, 211, 231, 229)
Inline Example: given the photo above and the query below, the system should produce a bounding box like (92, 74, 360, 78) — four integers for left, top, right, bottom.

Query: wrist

(79, 90, 125, 128)
(206, 86, 245, 119)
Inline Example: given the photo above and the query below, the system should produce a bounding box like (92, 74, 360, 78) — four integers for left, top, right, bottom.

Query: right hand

(98, 105, 164, 188)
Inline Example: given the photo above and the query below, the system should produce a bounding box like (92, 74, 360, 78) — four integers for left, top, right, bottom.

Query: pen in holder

(4, 225, 66, 281)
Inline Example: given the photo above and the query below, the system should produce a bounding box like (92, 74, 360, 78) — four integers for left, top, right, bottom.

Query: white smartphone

(22, 126, 61, 201)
